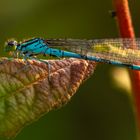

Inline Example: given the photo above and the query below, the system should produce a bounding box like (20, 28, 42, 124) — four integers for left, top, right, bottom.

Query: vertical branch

(113, 0, 140, 136)
(113, 0, 135, 38)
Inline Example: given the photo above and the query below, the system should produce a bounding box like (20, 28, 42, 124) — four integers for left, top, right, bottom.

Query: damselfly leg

(14, 53, 51, 81)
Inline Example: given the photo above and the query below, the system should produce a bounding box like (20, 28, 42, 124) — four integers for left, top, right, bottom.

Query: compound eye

(7, 40, 17, 46)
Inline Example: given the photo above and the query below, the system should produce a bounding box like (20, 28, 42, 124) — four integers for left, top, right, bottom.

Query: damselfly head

(5, 40, 18, 52)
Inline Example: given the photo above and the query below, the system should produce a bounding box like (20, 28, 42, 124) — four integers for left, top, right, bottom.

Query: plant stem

(113, 0, 135, 38)
(113, 0, 140, 138)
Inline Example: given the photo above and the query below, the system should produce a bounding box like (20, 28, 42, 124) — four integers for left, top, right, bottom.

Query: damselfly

(5, 38, 140, 70)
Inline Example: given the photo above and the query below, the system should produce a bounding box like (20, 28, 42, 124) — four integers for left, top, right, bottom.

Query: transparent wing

(46, 38, 140, 64)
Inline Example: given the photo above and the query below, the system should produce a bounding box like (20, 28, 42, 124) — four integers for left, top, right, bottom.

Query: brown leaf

(0, 58, 96, 138)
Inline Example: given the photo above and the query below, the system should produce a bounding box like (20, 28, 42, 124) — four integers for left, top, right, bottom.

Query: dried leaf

(0, 58, 96, 138)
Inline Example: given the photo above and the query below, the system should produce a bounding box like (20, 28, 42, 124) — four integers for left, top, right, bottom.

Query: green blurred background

(0, 0, 140, 139)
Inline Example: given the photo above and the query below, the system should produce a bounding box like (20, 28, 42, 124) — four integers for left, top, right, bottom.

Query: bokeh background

(0, 0, 140, 139)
